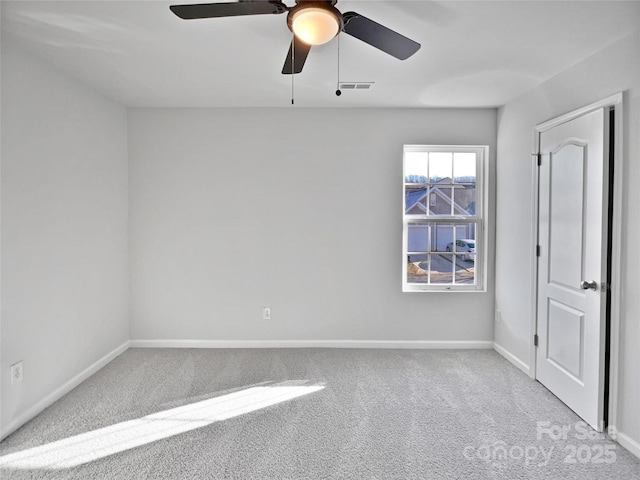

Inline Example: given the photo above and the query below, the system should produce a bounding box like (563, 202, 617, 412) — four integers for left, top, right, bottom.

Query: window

(402, 145, 488, 292)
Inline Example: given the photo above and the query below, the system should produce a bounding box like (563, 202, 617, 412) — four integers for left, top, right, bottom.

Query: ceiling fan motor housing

(287, 1, 344, 45)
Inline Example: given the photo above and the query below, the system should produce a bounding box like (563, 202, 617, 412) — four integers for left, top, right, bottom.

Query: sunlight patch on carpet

(0, 380, 325, 470)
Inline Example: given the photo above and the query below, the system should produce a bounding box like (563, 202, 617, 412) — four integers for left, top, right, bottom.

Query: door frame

(529, 92, 624, 431)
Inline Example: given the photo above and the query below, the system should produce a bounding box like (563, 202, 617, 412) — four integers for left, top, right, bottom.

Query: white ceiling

(2, 0, 639, 108)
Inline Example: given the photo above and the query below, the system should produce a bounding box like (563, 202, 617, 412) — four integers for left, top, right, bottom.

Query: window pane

(453, 152, 476, 183)
(455, 225, 476, 244)
(429, 252, 454, 284)
(453, 225, 476, 263)
(428, 186, 452, 216)
(432, 223, 454, 251)
(404, 151, 428, 183)
(453, 185, 477, 215)
(429, 152, 452, 183)
(405, 185, 427, 214)
(407, 223, 430, 252)
(406, 253, 428, 284)
(455, 262, 475, 284)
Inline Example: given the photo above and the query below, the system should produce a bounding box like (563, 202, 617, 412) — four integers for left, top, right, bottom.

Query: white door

(536, 108, 608, 431)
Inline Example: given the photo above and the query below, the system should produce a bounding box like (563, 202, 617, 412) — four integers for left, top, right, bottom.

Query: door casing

(530, 93, 624, 431)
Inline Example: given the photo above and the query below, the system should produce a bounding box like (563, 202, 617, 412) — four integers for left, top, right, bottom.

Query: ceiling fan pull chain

(291, 34, 295, 105)
(335, 33, 341, 97)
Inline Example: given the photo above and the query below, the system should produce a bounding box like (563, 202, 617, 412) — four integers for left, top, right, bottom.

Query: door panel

(536, 108, 606, 430)
(547, 299, 584, 380)
(548, 143, 585, 289)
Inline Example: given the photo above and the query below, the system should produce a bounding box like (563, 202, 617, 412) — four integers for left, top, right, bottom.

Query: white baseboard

(493, 342, 531, 376)
(129, 339, 494, 349)
(617, 431, 640, 459)
(0, 341, 130, 441)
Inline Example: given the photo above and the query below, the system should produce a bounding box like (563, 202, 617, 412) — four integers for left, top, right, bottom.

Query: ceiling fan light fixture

(291, 6, 341, 45)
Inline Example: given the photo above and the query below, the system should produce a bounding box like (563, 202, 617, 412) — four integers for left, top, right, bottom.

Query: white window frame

(402, 145, 488, 292)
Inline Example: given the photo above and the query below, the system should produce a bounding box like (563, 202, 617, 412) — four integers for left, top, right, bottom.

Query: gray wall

(0, 44, 130, 435)
(128, 108, 496, 343)
(495, 29, 640, 451)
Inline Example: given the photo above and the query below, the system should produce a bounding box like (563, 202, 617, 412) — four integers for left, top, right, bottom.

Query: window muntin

(403, 146, 487, 292)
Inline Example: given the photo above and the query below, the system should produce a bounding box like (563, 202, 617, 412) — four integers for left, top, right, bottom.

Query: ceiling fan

(169, 0, 421, 74)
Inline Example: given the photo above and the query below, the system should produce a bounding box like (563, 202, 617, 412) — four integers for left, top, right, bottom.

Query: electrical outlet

(11, 361, 23, 386)
(263, 307, 271, 320)
(495, 309, 502, 323)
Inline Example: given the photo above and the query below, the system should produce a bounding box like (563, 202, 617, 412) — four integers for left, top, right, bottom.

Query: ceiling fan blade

(342, 11, 420, 60)
(281, 37, 311, 75)
(170, 1, 287, 20)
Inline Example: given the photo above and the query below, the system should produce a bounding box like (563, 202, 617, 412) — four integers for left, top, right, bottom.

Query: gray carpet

(1, 348, 639, 479)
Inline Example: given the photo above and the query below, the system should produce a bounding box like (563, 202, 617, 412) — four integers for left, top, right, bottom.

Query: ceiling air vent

(338, 82, 374, 90)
